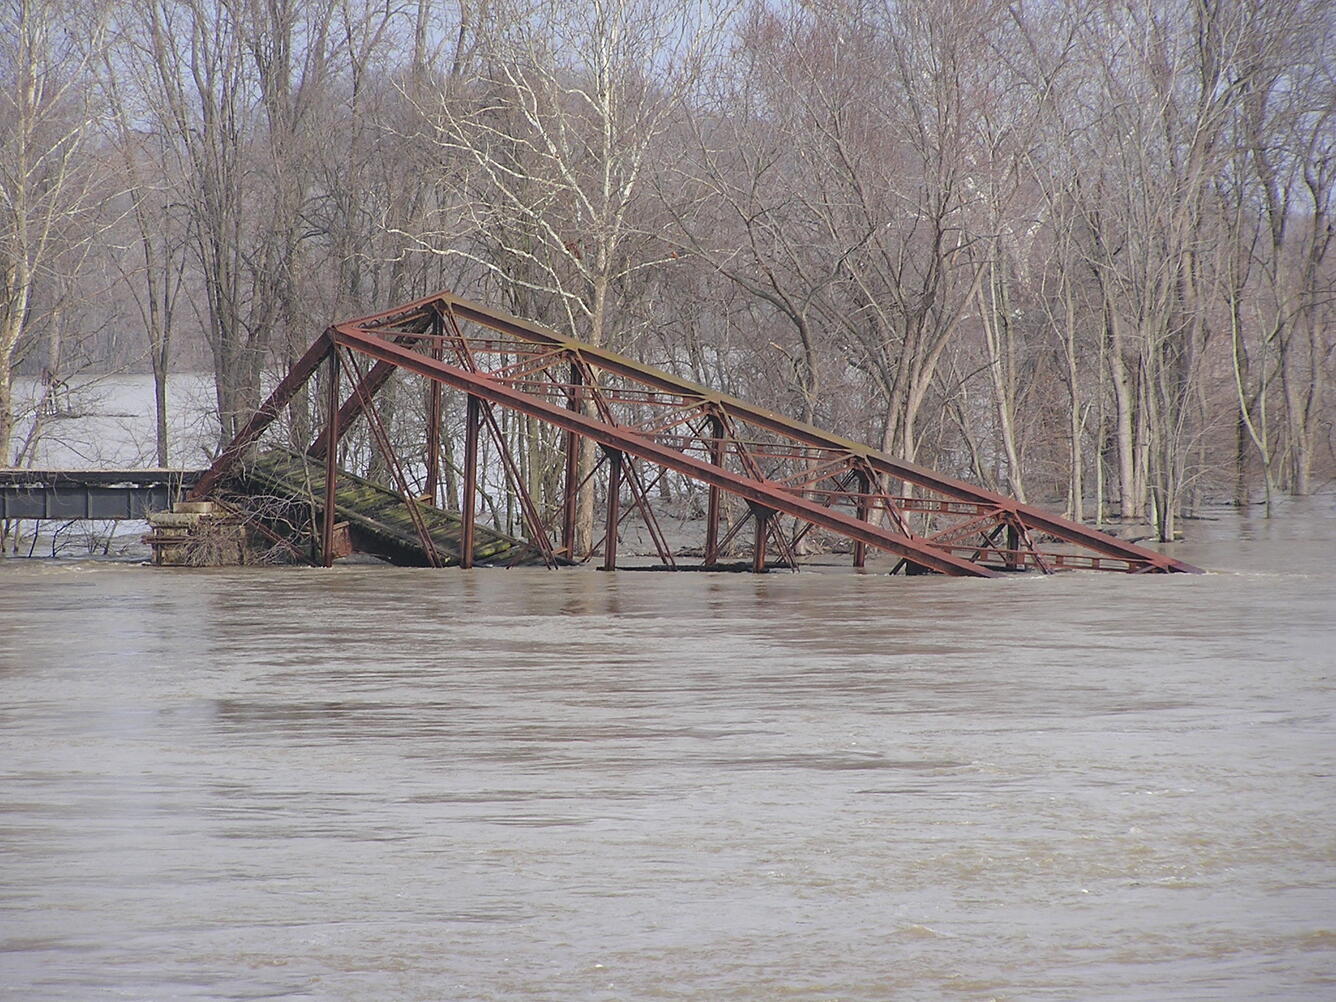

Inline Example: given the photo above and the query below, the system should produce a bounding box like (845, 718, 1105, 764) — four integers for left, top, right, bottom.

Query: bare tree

(98, 34, 191, 467)
(123, 0, 386, 449)
(0, 0, 107, 466)
(410, 0, 724, 548)
(1233, 0, 1335, 497)
(1052, 0, 1252, 538)
(678, 0, 995, 474)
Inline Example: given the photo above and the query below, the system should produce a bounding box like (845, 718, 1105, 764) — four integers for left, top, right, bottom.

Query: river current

(2, 498, 1334, 1000)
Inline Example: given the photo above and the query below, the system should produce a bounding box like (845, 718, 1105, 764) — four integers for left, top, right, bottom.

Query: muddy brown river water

(2, 499, 1334, 1000)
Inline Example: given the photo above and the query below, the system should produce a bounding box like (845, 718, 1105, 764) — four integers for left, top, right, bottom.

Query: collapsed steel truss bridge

(190, 291, 1202, 577)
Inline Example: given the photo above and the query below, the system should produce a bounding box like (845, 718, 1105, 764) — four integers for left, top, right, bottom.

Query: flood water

(2, 499, 1334, 1000)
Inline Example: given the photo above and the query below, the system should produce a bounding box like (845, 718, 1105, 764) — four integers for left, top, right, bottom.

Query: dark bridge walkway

(0, 469, 201, 521)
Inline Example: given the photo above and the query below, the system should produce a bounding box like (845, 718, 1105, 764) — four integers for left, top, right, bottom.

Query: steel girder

(191, 291, 1203, 576)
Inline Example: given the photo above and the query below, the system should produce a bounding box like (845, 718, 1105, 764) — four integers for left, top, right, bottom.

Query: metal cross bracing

(190, 290, 1203, 577)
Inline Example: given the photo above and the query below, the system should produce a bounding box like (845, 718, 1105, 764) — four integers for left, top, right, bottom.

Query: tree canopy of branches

(2, 0, 1332, 541)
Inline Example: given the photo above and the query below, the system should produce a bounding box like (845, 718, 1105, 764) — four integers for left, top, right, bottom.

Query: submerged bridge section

(222, 448, 547, 567)
(190, 290, 1202, 577)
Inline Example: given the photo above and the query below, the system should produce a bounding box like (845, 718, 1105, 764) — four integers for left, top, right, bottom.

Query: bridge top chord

(185, 289, 1202, 577)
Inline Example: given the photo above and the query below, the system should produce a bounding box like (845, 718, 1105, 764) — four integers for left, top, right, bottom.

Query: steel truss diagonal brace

(330, 324, 999, 578)
(189, 287, 1202, 577)
(191, 331, 335, 500)
(416, 292, 1200, 575)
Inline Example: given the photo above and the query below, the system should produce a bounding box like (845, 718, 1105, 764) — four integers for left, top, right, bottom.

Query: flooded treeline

(1, 0, 1332, 539)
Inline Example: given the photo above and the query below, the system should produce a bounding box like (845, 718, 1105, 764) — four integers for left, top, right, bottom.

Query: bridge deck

(228, 449, 546, 567)
(0, 469, 201, 520)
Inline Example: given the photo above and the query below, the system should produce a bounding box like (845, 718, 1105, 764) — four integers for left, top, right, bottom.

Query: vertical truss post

(321, 348, 339, 567)
(475, 400, 558, 567)
(1006, 520, 1020, 570)
(425, 313, 444, 505)
(317, 301, 1198, 576)
(602, 446, 622, 571)
(561, 362, 582, 557)
(461, 394, 480, 568)
(344, 349, 444, 567)
(751, 504, 771, 573)
(854, 469, 871, 568)
(704, 415, 724, 565)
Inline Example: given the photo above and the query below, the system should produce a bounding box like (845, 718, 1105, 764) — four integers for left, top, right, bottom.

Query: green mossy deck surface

(232, 448, 546, 566)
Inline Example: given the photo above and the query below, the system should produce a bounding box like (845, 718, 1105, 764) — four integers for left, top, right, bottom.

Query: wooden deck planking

(233, 448, 543, 566)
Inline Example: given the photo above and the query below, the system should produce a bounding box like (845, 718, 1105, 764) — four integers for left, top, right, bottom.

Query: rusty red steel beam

(342, 347, 446, 568)
(472, 396, 560, 568)
(307, 357, 395, 460)
(321, 348, 339, 567)
(194, 290, 1198, 575)
(308, 357, 396, 460)
(377, 293, 1200, 574)
(329, 323, 999, 578)
(308, 330, 429, 459)
(190, 331, 333, 500)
